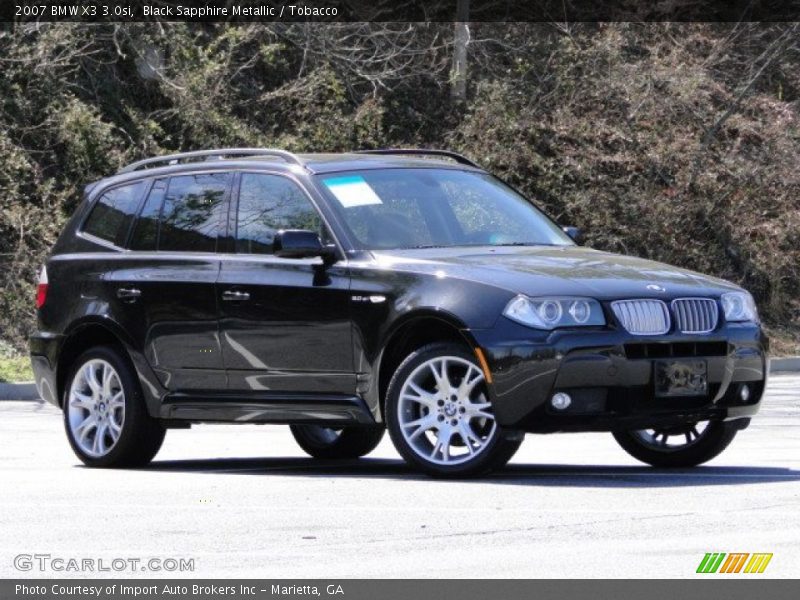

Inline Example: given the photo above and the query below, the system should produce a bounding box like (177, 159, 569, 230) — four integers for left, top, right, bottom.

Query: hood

(372, 245, 741, 300)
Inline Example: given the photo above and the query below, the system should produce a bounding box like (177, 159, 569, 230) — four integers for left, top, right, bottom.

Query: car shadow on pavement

(140, 457, 800, 488)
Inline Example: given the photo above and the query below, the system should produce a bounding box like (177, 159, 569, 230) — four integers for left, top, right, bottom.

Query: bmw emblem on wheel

(646, 284, 666, 292)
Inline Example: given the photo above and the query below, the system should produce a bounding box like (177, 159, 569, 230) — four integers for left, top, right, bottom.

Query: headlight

(503, 295, 605, 330)
(721, 291, 759, 323)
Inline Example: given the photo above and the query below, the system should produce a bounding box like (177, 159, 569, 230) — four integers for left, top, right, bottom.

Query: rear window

(82, 182, 146, 246)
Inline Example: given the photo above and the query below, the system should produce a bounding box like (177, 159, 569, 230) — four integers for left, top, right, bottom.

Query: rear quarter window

(82, 181, 146, 246)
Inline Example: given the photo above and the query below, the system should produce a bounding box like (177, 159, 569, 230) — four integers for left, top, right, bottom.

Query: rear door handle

(222, 290, 250, 302)
(116, 287, 141, 302)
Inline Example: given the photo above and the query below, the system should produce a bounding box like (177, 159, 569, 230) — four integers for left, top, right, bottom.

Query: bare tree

(451, 0, 470, 103)
(274, 23, 452, 99)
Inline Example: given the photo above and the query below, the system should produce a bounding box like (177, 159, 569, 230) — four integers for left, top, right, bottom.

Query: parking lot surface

(1, 375, 798, 578)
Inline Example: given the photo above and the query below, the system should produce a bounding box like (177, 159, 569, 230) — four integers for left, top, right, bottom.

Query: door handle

(222, 290, 250, 302)
(116, 287, 141, 302)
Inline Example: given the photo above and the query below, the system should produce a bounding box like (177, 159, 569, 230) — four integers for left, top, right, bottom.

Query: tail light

(36, 266, 48, 309)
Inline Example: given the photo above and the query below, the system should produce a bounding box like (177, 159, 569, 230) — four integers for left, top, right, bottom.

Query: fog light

(551, 392, 572, 410)
(740, 385, 750, 402)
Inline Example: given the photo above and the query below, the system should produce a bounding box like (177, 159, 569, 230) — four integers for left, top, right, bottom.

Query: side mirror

(562, 226, 583, 245)
(274, 230, 336, 263)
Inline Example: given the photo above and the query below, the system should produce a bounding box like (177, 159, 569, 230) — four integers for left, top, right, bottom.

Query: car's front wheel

(63, 346, 165, 468)
(386, 343, 522, 478)
(613, 420, 738, 468)
(290, 425, 385, 459)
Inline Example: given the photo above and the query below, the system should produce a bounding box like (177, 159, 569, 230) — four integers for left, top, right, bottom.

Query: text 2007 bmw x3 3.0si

(29, 148, 768, 477)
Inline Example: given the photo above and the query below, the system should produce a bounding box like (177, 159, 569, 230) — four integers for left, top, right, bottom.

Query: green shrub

(1, 23, 797, 353)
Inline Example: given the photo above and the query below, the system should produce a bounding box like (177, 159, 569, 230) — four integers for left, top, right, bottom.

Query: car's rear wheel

(63, 346, 165, 468)
(290, 425, 385, 459)
(386, 343, 522, 478)
(613, 420, 738, 468)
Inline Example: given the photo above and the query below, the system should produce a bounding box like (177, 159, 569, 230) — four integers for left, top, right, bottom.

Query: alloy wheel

(66, 359, 125, 458)
(632, 421, 711, 451)
(302, 426, 343, 445)
(397, 356, 497, 466)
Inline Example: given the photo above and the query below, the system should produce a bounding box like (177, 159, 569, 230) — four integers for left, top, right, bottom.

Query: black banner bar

(3, 580, 800, 600)
(3, 0, 800, 23)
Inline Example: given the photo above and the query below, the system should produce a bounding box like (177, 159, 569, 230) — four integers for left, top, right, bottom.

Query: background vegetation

(1, 22, 798, 372)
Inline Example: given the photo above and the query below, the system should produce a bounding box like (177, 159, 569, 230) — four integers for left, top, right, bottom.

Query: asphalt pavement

(1, 375, 798, 579)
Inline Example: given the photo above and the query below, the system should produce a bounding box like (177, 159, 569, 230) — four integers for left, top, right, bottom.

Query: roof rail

(354, 149, 480, 168)
(117, 148, 303, 174)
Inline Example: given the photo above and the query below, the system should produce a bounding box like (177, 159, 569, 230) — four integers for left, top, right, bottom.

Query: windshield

(317, 168, 572, 250)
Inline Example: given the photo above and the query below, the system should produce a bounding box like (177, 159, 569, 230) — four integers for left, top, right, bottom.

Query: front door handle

(116, 287, 141, 302)
(222, 290, 250, 302)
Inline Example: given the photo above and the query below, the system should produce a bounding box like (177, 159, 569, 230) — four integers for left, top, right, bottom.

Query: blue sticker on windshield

(324, 175, 383, 208)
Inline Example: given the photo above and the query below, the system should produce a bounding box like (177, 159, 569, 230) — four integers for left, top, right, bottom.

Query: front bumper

(472, 321, 768, 432)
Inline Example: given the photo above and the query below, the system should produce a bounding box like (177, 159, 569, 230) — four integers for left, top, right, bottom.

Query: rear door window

(157, 173, 230, 252)
(129, 180, 166, 251)
(82, 181, 146, 247)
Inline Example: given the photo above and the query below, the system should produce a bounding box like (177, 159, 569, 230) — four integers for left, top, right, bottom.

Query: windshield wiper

(493, 242, 556, 247)
(391, 242, 560, 250)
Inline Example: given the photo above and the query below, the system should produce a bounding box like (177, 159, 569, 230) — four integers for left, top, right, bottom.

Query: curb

(0, 382, 40, 401)
(0, 358, 798, 401)
(771, 357, 800, 373)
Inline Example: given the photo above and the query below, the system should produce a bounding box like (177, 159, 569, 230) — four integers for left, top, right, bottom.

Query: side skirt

(159, 393, 376, 426)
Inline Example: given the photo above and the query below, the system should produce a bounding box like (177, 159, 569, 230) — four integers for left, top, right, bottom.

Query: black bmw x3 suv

(30, 148, 768, 477)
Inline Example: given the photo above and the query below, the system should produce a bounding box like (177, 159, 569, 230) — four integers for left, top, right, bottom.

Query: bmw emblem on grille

(646, 284, 666, 292)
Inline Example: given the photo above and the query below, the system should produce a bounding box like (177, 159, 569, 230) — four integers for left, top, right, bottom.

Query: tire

(386, 343, 522, 478)
(290, 425, 385, 459)
(63, 346, 165, 468)
(613, 420, 738, 468)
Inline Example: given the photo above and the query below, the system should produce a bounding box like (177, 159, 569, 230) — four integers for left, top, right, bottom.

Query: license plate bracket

(654, 359, 708, 397)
